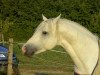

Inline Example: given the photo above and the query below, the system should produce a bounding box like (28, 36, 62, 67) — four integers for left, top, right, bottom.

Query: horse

(22, 14, 100, 75)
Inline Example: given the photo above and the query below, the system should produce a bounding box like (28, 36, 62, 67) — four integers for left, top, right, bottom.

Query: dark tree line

(0, 0, 100, 41)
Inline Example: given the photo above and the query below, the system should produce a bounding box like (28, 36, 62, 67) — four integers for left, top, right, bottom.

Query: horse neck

(57, 19, 99, 74)
(59, 36, 89, 74)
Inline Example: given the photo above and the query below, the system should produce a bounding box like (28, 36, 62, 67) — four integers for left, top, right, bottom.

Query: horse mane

(58, 18, 97, 40)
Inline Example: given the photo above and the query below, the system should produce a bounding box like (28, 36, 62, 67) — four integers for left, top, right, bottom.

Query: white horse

(22, 14, 100, 75)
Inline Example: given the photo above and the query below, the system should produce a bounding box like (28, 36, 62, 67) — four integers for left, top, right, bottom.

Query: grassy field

(13, 44, 74, 71)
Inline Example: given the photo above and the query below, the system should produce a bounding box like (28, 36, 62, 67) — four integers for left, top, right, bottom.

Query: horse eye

(42, 31, 48, 35)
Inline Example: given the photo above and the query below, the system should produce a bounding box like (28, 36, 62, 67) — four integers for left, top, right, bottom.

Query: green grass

(13, 44, 74, 71)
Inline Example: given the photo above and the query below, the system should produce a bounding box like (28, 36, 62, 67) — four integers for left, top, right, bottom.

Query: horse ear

(42, 14, 48, 21)
(54, 14, 61, 23)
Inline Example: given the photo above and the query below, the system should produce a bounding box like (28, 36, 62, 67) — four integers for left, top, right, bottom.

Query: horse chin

(24, 51, 35, 57)
(34, 49, 46, 54)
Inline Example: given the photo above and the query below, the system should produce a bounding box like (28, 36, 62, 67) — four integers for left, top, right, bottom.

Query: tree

(0, 0, 100, 41)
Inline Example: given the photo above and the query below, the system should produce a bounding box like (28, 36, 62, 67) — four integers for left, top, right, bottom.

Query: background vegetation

(0, 0, 100, 41)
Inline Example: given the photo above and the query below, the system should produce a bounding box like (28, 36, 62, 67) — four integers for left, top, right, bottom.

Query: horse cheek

(45, 38, 57, 49)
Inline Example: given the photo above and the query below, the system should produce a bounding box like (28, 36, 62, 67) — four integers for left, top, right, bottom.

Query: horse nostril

(22, 46, 27, 54)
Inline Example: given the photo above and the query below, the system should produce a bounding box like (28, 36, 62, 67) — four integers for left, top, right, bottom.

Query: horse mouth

(24, 51, 35, 57)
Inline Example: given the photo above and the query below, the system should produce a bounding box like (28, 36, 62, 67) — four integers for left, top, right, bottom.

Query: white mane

(58, 19, 97, 41)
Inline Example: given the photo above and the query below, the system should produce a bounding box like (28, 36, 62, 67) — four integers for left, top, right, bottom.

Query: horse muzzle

(22, 44, 37, 57)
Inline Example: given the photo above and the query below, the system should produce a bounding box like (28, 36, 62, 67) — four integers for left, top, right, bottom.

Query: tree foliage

(0, 0, 100, 41)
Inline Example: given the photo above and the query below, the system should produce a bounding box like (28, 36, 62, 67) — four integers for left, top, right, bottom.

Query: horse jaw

(34, 48, 46, 54)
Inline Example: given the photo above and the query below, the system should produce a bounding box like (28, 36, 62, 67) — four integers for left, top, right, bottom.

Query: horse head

(22, 14, 61, 57)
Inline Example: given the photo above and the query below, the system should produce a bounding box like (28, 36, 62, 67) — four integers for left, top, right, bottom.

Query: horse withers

(22, 14, 100, 75)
